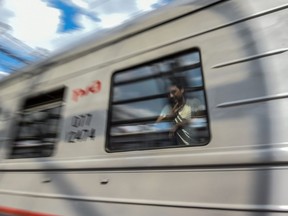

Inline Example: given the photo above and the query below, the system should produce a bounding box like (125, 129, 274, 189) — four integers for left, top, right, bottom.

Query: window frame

(106, 49, 210, 153)
(8, 87, 66, 159)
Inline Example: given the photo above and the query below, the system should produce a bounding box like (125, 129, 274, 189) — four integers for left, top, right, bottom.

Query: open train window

(107, 50, 210, 152)
(9, 87, 65, 159)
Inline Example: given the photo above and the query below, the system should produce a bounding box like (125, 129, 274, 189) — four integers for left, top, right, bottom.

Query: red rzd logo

(72, 80, 101, 102)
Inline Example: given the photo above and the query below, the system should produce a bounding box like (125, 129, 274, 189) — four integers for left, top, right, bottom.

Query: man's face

(169, 85, 183, 102)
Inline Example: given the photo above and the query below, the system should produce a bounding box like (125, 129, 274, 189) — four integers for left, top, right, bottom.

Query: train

(1, 0, 288, 215)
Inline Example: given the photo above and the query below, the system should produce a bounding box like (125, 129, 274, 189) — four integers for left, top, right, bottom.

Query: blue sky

(45, 0, 101, 33)
(0, 0, 174, 76)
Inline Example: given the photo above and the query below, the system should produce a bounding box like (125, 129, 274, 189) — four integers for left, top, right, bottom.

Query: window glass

(114, 55, 201, 85)
(177, 52, 200, 66)
(113, 78, 169, 102)
(10, 88, 65, 159)
(114, 66, 155, 84)
(186, 68, 203, 87)
(107, 50, 209, 152)
(112, 97, 168, 122)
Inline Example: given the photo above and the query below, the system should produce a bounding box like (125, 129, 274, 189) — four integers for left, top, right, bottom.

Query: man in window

(156, 77, 202, 145)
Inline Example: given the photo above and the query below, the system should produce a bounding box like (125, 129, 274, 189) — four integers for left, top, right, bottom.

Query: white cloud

(0, 0, 169, 76)
(136, 0, 158, 11)
(1, 0, 161, 52)
(46, 2, 135, 51)
(2, 0, 60, 50)
(0, 1, 14, 24)
(70, 0, 89, 9)
(0, 71, 9, 79)
(98, 13, 130, 28)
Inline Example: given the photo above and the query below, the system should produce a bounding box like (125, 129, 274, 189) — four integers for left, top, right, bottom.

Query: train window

(107, 50, 210, 152)
(9, 88, 65, 159)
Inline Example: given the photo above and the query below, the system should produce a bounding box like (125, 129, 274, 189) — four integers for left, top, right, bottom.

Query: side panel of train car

(0, 0, 288, 215)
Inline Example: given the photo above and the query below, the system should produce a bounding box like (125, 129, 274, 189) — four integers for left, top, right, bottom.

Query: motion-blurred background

(0, 0, 173, 78)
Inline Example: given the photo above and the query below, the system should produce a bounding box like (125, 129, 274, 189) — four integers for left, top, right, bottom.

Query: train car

(0, 0, 288, 215)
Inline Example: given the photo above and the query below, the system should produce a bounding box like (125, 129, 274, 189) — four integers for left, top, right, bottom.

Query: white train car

(0, 0, 288, 215)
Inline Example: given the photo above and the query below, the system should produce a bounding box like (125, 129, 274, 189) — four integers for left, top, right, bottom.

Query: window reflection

(178, 52, 200, 66)
(11, 88, 65, 158)
(186, 68, 203, 87)
(112, 98, 168, 122)
(17, 106, 62, 142)
(114, 66, 155, 83)
(113, 78, 168, 102)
